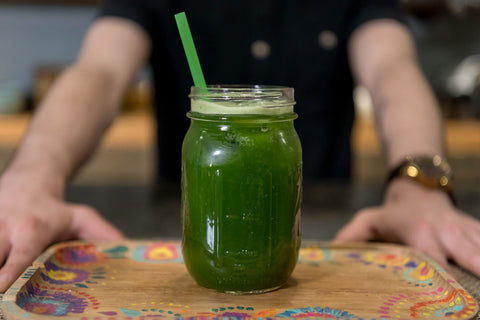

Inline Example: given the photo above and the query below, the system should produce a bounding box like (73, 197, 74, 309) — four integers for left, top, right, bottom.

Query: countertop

(61, 181, 480, 240)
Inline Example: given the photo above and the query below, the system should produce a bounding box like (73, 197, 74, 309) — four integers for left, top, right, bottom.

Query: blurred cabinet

(1, 113, 479, 184)
(352, 116, 480, 184)
(0, 111, 156, 184)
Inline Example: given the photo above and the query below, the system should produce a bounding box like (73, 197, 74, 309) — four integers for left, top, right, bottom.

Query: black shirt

(98, 0, 405, 183)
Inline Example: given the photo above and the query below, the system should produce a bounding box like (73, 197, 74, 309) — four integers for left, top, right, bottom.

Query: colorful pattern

(55, 244, 106, 266)
(377, 288, 477, 319)
(276, 307, 357, 318)
(7, 242, 477, 320)
(347, 252, 411, 268)
(298, 246, 331, 264)
(40, 261, 89, 285)
(192, 306, 278, 319)
(103, 245, 129, 259)
(16, 282, 88, 316)
(347, 251, 440, 286)
(131, 242, 183, 263)
(411, 288, 478, 319)
(403, 261, 436, 284)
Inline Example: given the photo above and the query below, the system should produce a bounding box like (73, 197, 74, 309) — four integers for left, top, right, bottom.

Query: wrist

(385, 178, 454, 205)
(387, 155, 452, 190)
(1, 161, 66, 198)
(1, 134, 74, 197)
(385, 154, 456, 205)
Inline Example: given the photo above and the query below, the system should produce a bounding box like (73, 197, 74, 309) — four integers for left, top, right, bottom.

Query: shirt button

(250, 40, 271, 60)
(318, 30, 337, 50)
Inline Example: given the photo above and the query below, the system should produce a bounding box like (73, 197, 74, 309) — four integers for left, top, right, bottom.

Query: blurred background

(0, 0, 479, 239)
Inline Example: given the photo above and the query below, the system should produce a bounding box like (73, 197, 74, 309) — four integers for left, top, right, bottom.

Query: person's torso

(141, 0, 357, 182)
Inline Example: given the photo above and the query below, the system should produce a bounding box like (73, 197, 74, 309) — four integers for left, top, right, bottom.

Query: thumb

(333, 208, 381, 243)
(68, 204, 125, 240)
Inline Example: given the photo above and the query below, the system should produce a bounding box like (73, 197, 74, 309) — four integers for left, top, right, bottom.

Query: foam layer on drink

(191, 99, 294, 115)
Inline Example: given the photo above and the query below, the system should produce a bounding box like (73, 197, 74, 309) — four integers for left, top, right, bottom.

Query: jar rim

(189, 85, 295, 115)
(194, 84, 291, 89)
(190, 85, 294, 100)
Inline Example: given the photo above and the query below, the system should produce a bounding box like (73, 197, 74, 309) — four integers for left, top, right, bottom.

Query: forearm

(341, 21, 480, 280)
(1, 17, 150, 197)
(349, 20, 446, 168)
(2, 63, 123, 195)
(0, 17, 149, 293)
(370, 54, 445, 167)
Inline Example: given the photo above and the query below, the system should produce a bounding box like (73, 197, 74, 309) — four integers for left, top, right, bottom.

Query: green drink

(181, 85, 302, 294)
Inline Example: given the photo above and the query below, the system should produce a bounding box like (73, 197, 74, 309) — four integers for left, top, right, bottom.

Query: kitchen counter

(63, 181, 480, 240)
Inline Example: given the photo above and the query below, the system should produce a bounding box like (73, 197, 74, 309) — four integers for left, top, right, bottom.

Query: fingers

(406, 231, 450, 272)
(0, 226, 11, 267)
(69, 204, 125, 240)
(0, 219, 52, 293)
(420, 245, 448, 271)
(459, 214, 480, 248)
(468, 227, 480, 249)
(0, 236, 12, 292)
(441, 221, 480, 277)
(333, 208, 381, 243)
(0, 204, 124, 293)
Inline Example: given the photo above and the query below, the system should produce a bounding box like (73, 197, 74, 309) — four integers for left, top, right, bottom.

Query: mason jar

(181, 85, 302, 294)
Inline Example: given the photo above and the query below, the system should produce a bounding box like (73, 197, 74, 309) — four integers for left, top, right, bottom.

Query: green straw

(175, 12, 207, 88)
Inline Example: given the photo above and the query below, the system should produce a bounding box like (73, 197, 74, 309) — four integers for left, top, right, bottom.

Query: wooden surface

(1, 240, 478, 320)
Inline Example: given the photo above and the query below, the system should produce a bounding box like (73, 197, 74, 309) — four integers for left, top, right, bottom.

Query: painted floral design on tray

(40, 261, 89, 285)
(184, 305, 357, 319)
(102, 244, 129, 259)
(377, 288, 477, 319)
(117, 302, 192, 318)
(16, 282, 88, 316)
(346, 251, 445, 286)
(131, 242, 183, 263)
(275, 306, 358, 318)
(192, 305, 277, 319)
(54, 244, 106, 266)
(298, 246, 332, 264)
(39, 260, 107, 289)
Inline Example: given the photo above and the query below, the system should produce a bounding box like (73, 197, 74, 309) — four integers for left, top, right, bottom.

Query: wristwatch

(386, 155, 455, 204)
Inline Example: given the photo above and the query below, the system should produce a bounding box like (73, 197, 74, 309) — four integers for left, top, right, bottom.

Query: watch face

(407, 155, 452, 189)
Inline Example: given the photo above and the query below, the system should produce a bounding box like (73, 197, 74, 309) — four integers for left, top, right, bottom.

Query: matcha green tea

(181, 85, 302, 294)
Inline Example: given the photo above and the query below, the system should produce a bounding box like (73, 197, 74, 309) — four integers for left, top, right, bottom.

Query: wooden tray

(1, 240, 478, 320)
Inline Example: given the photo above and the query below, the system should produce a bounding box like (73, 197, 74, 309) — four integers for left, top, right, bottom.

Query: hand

(0, 173, 125, 293)
(334, 179, 480, 277)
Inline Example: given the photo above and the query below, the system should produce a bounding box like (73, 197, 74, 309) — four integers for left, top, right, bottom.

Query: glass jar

(181, 85, 302, 294)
